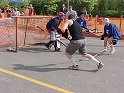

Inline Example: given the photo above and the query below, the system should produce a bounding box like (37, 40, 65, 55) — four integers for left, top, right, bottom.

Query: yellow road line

(0, 68, 73, 93)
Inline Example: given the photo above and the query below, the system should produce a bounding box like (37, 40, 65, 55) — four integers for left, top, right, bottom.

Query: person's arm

(83, 19, 87, 29)
(74, 11, 77, 18)
(75, 18, 80, 24)
(112, 24, 122, 39)
(61, 20, 73, 32)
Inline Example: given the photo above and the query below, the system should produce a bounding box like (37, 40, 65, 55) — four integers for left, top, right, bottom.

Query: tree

(0, 0, 9, 8)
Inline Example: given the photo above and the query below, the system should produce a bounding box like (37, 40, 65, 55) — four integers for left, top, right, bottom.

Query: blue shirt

(75, 18, 87, 29)
(46, 17, 60, 31)
(104, 23, 122, 39)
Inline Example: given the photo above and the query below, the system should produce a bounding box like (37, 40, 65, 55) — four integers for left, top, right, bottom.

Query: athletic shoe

(68, 65, 79, 70)
(45, 44, 50, 49)
(6, 48, 16, 52)
(110, 49, 116, 55)
(97, 62, 104, 70)
(55, 48, 60, 51)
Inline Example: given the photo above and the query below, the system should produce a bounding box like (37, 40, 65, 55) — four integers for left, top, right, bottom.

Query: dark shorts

(65, 39, 87, 55)
(104, 34, 112, 38)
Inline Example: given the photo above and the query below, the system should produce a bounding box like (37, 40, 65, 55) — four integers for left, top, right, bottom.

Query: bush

(104, 10, 120, 17)
(120, 11, 124, 15)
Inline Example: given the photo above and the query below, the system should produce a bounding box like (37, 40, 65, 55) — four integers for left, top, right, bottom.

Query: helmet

(58, 12, 65, 17)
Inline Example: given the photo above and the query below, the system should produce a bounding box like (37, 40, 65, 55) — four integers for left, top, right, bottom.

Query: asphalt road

(0, 37, 124, 93)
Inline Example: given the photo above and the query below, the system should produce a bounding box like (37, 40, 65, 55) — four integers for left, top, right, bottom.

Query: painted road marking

(0, 68, 73, 93)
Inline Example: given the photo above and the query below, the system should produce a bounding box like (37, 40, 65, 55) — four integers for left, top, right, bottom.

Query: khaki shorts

(65, 39, 87, 55)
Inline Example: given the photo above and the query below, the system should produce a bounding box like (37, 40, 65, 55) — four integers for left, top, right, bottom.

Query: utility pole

(67, 0, 69, 11)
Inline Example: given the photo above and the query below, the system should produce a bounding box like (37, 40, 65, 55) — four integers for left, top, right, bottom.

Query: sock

(70, 57, 78, 66)
(91, 56, 101, 65)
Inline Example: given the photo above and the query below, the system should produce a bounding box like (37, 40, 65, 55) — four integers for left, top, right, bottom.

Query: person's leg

(66, 52, 78, 66)
(53, 40, 59, 51)
(55, 32, 61, 51)
(108, 37, 116, 54)
(65, 41, 79, 69)
(46, 31, 56, 50)
(103, 37, 108, 51)
(82, 53, 104, 69)
(45, 41, 54, 49)
(79, 43, 104, 70)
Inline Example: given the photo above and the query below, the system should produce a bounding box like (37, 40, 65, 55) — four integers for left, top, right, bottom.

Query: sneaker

(45, 44, 50, 49)
(110, 49, 116, 55)
(6, 48, 16, 52)
(68, 65, 79, 70)
(97, 62, 104, 70)
(55, 48, 60, 51)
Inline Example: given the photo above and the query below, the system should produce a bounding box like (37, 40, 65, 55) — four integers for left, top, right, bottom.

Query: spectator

(20, 11, 25, 16)
(28, 4, 34, 16)
(24, 7, 29, 16)
(6, 6, 12, 18)
(13, 8, 20, 16)
(66, 6, 77, 19)
(59, 4, 67, 14)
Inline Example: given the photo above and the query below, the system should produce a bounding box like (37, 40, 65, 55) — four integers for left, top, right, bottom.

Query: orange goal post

(9, 16, 52, 52)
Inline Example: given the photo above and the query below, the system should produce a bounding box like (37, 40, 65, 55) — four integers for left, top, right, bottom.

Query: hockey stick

(37, 26, 49, 35)
(94, 49, 106, 57)
(56, 38, 67, 47)
(37, 26, 71, 47)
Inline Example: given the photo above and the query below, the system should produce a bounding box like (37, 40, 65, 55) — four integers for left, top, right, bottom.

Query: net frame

(10, 16, 52, 52)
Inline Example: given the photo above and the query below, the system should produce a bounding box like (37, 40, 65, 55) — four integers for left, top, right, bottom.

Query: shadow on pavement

(13, 64, 98, 73)
(18, 47, 57, 53)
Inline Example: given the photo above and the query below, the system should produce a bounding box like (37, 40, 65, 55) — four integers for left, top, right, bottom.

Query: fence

(0, 16, 52, 52)
(86, 15, 124, 36)
(0, 15, 124, 52)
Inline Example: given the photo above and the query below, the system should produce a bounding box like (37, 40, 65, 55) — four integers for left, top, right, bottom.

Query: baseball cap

(104, 18, 109, 23)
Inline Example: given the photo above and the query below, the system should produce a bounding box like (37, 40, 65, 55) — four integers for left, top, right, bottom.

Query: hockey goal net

(0, 16, 52, 52)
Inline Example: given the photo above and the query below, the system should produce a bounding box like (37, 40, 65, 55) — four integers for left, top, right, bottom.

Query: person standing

(28, 4, 34, 16)
(66, 6, 77, 19)
(13, 8, 20, 16)
(61, 14, 104, 70)
(24, 7, 29, 16)
(59, 4, 67, 14)
(45, 12, 65, 51)
(101, 18, 122, 54)
(5, 6, 12, 18)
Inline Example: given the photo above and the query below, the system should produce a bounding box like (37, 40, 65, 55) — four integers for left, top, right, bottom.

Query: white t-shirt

(14, 11, 20, 16)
